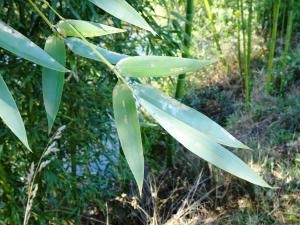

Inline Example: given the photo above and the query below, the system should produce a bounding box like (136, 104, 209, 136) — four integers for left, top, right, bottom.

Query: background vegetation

(0, 0, 300, 224)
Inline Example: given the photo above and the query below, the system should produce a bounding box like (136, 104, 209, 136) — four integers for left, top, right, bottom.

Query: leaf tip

(138, 182, 143, 197)
(24, 141, 32, 152)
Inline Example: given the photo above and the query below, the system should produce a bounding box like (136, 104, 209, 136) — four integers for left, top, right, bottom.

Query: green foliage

(3, 0, 300, 223)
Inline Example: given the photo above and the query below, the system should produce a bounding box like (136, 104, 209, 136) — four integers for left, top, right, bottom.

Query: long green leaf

(134, 84, 248, 149)
(42, 36, 66, 133)
(89, 0, 155, 34)
(65, 38, 128, 64)
(0, 75, 30, 150)
(56, 19, 126, 37)
(135, 84, 270, 188)
(0, 21, 68, 72)
(113, 83, 144, 194)
(116, 56, 214, 77)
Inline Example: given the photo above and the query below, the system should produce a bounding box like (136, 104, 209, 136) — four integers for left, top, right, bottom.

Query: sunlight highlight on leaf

(116, 56, 214, 77)
(56, 20, 126, 37)
(89, 0, 156, 34)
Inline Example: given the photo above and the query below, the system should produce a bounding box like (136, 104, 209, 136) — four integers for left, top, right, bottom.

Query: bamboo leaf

(113, 83, 144, 194)
(56, 19, 126, 37)
(89, 0, 156, 34)
(0, 75, 30, 150)
(42, 36, 66, 133)
(116, 56, 214, 77)
(65, 37, 128, 64)
(134, 84, 249, 149)
(0, 21, 68, 72)
(135, 85, 270, 188)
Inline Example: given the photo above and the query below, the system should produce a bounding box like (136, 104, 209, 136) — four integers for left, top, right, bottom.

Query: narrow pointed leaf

(65, 38, 128, 64)
(135, 89, 270, 188)
(116, 56, 214, 77)
(113, 83, 144, 194)
(56, 20, 126, 37)
(89, 0, 156, 34)
(0, 76, 30, 150)
(0, 21, 68, 72)
(134, 84, 248, 149)
(42, 36, 66, 133)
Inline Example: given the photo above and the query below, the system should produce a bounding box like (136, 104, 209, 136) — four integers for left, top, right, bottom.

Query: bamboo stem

(266, 0, 281, 93)
(236, 0, 243, 79)
(280, 1, 286, 44)
(27, 0, 56, 32)
(203, 0, 228, 71)
(241, 0, 247, 80)
(174, 0, 194, 100)
(29, 0, 131, 90)
(280, 0, 294, 92)
(171, 0, 195, 168)
(245, 0, 253, 110)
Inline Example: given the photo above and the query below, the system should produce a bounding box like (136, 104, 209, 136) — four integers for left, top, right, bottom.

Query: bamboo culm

(203, 0, 228, 72)
(245, 0, 253, 110)
(266, 0, 281, 93)
(171, 0, 195, 168)
(280, 0, 294, 92)
(174, 0, 194, 100)
(236, 0, 243, 79)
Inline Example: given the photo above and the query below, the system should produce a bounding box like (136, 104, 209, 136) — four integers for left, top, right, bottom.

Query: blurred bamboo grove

(0, 0, 299, 224)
